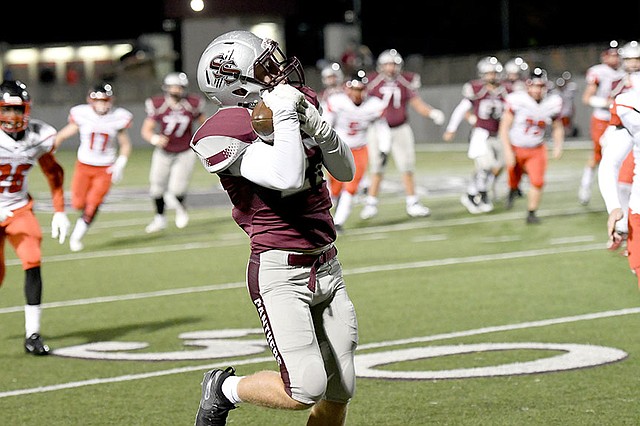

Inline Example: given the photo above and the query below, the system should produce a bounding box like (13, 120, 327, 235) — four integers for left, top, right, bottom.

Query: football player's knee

(293, 357, 327, 404)
(531, 179, 544, 189)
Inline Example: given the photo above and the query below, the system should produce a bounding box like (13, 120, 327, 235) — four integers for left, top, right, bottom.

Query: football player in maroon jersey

(190, 30, 357, 426)
(141, 72, 206, 233)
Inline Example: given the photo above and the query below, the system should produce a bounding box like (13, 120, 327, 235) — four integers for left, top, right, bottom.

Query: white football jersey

(585, 63, 625, 120)
(68, 104, 133, 166)
(0, 119, 56, 210)
(323, 93, 387, 149)
(504, 90, 563, 148)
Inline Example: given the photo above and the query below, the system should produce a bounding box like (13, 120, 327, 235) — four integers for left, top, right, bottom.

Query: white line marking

(2, 306, 637, 399)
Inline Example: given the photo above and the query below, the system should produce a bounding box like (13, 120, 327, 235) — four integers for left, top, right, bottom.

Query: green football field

(1, 142, 639, 425)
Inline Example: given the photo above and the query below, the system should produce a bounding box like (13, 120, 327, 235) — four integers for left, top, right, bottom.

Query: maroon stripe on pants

(247, 252, 292, 397)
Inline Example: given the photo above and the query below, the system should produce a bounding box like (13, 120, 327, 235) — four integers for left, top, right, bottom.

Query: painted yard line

(1, 305, 636, 399)
(6, 205, 605, 268)
(0, 242, 606, 315)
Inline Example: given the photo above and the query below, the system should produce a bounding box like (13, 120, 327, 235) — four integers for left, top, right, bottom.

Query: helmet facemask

(88, 83, 114, 115)
(0, 80, 31, 135)
(198, 31, 305, 108)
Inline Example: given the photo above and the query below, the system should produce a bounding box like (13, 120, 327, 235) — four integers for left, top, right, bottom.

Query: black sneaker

(195, 367, 237, 426)
(24, 333, 50, 355)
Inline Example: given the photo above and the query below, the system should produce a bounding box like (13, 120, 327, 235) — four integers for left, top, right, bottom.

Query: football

(251, 100, 274, 143)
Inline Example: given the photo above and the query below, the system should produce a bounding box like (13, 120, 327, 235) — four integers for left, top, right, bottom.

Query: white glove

(297, 99, 332, 141)
(0, 207, 14, 222)
(109, 155, 128, 183)
(261, 84, 304, 114)
(429, 109, 445, 126)
(51, 212, 71, 244)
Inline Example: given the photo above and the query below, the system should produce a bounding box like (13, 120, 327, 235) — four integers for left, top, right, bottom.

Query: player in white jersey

(499, 68, 564, 224)
(55, 83, 132, 251)
(0, 80, 70, 355)
(579, 41, 625, 205)
(598, 89, 640, 287)
(322, 71, 390, 231)
(318, 62, 344, 105)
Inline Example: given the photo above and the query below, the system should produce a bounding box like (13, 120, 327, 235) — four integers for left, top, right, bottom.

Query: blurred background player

(361, 48, 445, 220)
(552, 71, 579, 137)
(141, 72, 206, 233)
(499, 68, 564, 224)
(598, 88, 640, 286)
(503, 57, 530, 92)
(443, 56, 508, 213)
(318, 62, 344, 104)
(579, 41, 624, 206)
(597, 40, 640, 243)
(55, 82, 131, 252)
(0, 80, 70, 354)
(322, 70, 390, 231)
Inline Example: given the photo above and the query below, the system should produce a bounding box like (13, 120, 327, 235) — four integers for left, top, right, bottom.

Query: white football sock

(24, 304, 41, 337)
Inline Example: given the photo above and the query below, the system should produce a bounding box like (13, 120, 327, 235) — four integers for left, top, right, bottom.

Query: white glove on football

(51, 212, 71, 244)
(261, 84, 304, 114)
(109, 155, 128, 183)
(429, 109, 445, 126)
(0, 207, 14, 222)
(297, 99, 332, 141)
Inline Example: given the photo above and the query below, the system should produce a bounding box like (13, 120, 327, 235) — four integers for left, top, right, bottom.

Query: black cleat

(195, 367, 237, 426)
(24, 333, 50, 355)
(526, 212, 541, 224)
(505, 189, 520, 210)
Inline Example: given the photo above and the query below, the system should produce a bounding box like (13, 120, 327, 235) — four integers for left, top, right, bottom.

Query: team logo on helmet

(209, 51, 242, 88)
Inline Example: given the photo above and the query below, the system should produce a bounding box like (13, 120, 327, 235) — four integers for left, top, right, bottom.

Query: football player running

(322, 70, 390, 231)
(579, 41, 625, 206)
(0, 80, 70, 355)
(599, 87, 640, 286)
(140, 72, 206, 233)
(190, 30, 357, 426)
(55, 83, 132, 252)
(444, 56, 509, 214)
(499, 68, 564, 224)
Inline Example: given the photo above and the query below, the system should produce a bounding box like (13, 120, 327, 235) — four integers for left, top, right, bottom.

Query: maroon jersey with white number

(144, 93, 205, 153)
(462, 79, 510, 136)
(366, 70, 420, 127)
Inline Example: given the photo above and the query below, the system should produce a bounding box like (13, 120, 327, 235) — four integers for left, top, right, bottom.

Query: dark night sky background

(4, 1, 640, 65)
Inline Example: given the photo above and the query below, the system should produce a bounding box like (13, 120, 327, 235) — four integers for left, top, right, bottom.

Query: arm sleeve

(240, 108, 306, 190)
(317, 127, 355, 182)
(445, 98, 473, 133)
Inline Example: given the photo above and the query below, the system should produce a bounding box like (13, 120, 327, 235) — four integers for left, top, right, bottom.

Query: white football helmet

(162, 72, 189, 99)
(321, 62, 344, 88)
(504, 57, 530, 81)
(619, 41, 640, 59)
(377, 49, 403, 72)
(476, 56, 503, 83)
(197, 30, 305, 108)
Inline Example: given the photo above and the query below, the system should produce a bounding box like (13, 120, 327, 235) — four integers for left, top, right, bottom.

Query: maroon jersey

(366, 71, 420, 127)
(192, 107, 336, 253)
(144, 93, 205, 153)
(462, 79, 509, 136)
